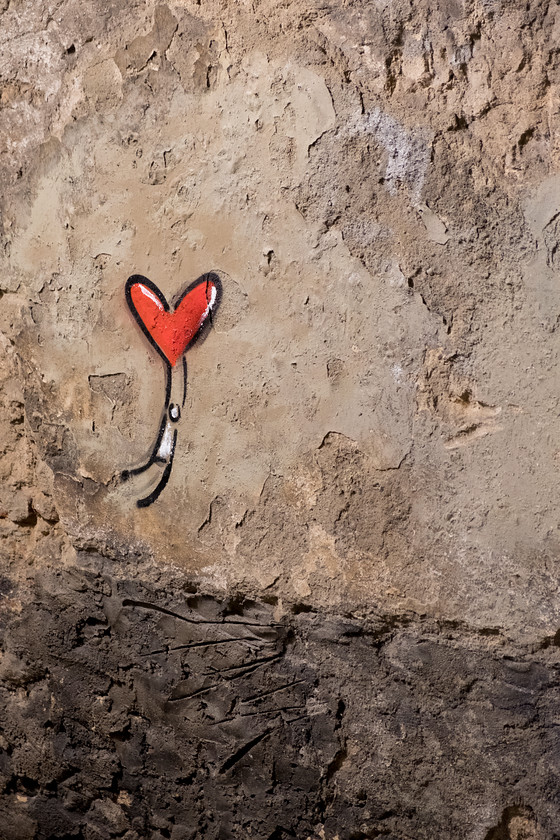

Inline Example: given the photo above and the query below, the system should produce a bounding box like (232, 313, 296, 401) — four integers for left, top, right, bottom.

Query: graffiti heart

(121, 272, 222, 507)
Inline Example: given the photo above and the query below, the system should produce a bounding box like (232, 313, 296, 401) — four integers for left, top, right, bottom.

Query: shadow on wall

(0, 552, 558, 840)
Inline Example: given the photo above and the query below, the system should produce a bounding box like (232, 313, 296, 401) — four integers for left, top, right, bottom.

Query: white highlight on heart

(138, 284, 164, 310)
(202, 283, 218, 320)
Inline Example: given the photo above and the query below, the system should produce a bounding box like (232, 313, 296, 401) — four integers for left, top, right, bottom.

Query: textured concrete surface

(1, 0, 560, 836)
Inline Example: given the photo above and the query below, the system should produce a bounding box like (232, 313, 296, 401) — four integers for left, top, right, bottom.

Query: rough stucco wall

(0, 0, 559, 838)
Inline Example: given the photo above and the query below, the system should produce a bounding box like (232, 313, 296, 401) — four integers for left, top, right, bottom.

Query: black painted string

(136, 430, 178, 508)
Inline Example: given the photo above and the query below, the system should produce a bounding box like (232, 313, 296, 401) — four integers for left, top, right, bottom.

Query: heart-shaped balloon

(125, 273, 221, 366)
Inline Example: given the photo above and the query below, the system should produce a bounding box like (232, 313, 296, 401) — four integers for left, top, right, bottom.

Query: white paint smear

(347, 107, 432, 201)
(157, 422, 174, 459)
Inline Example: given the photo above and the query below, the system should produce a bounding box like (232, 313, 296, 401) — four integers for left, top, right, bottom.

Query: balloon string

(121, 361, 185, 507)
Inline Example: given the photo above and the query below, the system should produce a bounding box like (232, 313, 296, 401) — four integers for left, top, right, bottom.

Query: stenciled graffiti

(122, 272, 222, 507)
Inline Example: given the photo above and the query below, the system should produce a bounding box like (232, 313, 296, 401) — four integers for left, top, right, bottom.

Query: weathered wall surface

(0, 0, 559, 837)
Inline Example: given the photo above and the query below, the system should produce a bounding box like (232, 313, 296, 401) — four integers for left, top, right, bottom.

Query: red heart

(126, 274, 220, 367)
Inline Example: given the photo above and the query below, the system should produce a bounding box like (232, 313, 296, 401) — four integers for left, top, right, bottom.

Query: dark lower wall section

(0, 552, 559, 840)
